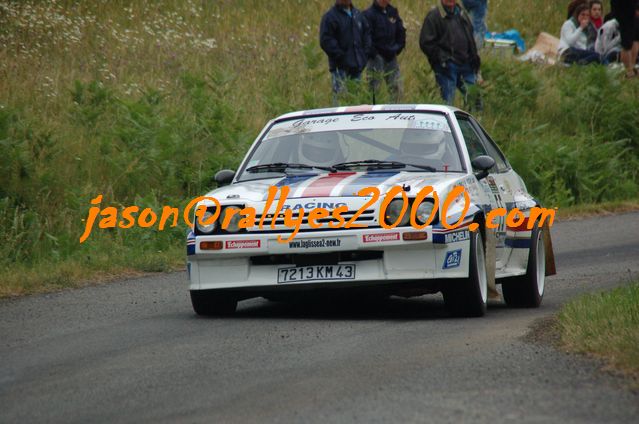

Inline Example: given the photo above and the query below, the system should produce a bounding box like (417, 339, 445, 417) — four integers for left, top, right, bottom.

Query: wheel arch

(531, 202, 557, 277)
(470, 211, 497, 296)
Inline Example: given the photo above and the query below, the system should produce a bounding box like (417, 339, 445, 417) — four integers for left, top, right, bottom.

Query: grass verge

(0, 244, 184, 298)
(556, 200, 639, 220)
(558, 283, 639, 387)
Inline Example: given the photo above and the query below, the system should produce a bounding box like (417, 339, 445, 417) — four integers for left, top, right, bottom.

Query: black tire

(502, 224, 545, 308)
(190, 290, 237, 316)
(443, 228, 488, 317)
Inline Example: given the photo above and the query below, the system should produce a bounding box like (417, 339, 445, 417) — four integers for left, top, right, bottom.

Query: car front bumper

(187, 227, 472, 291)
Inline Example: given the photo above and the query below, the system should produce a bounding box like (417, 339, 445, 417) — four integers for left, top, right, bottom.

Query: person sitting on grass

(567, 0, 588, 19)
(558, 4, 603, 64)
(590, 0, 604, 29)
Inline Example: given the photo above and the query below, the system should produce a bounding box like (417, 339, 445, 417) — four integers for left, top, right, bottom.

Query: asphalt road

(1, 212, 639, 423)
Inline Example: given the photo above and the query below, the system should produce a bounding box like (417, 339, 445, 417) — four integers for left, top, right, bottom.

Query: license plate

(277, 264, 356, 284)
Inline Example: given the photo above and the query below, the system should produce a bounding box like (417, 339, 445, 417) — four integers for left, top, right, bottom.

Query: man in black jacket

(320, 0, 373, 104)
(419, 0, 481, 106)
(363, 0, 406, 102)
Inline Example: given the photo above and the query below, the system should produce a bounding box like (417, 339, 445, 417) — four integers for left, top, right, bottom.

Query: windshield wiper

(246, 162, 335, 173)
(332, 160, 436, 172)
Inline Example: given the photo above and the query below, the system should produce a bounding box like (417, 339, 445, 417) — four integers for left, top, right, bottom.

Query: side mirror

(471, 155, 495, 181)
(214, 169, 236, 187)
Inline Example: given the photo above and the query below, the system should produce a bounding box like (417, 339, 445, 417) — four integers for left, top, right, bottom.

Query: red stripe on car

(344, 105, 374, 113)
(301, 172, 356, 197)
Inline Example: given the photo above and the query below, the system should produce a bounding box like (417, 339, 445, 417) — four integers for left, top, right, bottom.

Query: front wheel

(190, 290, 237, 316)
(443, 228, 488, 317)
(502, 225, 545, 307)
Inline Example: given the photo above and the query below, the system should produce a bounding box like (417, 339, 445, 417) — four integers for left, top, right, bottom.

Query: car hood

(203, 171, 472, 205)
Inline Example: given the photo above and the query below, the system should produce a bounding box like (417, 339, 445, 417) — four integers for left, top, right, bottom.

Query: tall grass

(0, 0, 638, 295)
(559, 283, 639, 382)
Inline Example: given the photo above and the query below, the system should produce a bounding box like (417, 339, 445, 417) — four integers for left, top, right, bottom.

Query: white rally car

(187, 105, 555, 317)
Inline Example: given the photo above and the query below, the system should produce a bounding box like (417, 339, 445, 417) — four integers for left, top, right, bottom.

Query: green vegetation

(558, 283, 639, 383)
(1, 0, 638, 296)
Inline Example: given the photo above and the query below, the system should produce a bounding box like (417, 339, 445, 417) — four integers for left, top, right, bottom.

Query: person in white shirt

(558, 4, 602, 64)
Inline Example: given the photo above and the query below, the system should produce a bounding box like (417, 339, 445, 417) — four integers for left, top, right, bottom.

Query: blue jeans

(462, 0, 488, 48)
(367, 55, 402, 103)
(331, 69, 362, 105)
(433, 61, 477, 105)
(562, 47, 602, 65)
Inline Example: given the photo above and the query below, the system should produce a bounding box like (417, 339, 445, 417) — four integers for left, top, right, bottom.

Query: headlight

(195, 209, 217, 234)
(415, 201, 436, 225)
(385, 199, 410, 227)
(220, 206, 242, 233)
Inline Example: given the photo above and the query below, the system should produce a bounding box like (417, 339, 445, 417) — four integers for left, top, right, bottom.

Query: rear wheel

(443, 228, 488, 317)
(190, 290, 237, 316)
(502, 225, 545, 307)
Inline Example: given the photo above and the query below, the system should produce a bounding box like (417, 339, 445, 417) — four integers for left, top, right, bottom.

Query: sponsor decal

(288, 238, 342, 249)
(444, 230, 470, 244)
(225, 240, 261, 249)
(282, 202, 347, 211)
(363, 233, 400, 243)
(291, 117, 340, 128)
(413, 119, 447, 131)
(443, 249, 462, 269)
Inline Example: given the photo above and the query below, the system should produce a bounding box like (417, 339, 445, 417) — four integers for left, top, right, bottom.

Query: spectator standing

(320, 0, 373, 104)
(610, 0, 639, 78)
(363, 0, 406, 103)
(462, 0, 488, 48)
(558, 4, 602, 64)
(419, 0, 481, 106)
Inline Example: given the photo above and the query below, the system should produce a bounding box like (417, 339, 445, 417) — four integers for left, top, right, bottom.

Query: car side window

(472, 120, 510, 173)
(457, 118, 490, 171)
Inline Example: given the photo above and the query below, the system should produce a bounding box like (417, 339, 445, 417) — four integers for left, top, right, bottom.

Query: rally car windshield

(237, 112, 464, 181)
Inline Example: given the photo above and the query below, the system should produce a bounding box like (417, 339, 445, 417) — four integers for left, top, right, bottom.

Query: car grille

(249, 209, 377, 233)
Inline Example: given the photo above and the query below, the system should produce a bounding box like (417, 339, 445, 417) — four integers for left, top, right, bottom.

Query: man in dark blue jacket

(363, 0, 406, 102)
(420, 0, 481, 106)
(320, 0, 373, 104)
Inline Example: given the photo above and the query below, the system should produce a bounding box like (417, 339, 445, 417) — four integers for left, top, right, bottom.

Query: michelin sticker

(444, 230, 470, 244)
(443, 249, 462, 269)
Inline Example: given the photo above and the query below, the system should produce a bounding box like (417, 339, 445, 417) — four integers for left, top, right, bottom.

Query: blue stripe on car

(338, 171, 399, 196)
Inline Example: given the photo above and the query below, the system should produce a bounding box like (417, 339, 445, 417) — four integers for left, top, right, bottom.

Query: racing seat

(297, 131, 345, 166)
(386, 129, 446, 170)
